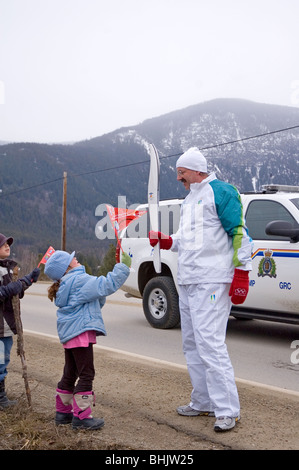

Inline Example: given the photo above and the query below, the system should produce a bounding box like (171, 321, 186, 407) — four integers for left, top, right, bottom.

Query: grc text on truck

(116, 184, 299, 329)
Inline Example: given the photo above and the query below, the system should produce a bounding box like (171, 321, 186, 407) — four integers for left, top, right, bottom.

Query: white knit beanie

(176, 147, 207, 172)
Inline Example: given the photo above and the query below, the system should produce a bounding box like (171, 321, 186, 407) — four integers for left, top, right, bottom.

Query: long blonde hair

(47, 265, 72, 302)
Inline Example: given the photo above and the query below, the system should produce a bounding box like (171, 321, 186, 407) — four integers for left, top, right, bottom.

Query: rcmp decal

(252, 248, 299, 278)
(258, 249, 276, 278)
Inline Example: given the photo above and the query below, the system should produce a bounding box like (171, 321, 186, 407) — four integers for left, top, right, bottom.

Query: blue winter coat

(54, 263, 130, 344)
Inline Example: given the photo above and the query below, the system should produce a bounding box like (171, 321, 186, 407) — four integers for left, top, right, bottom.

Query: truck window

(291, 198, 299, 210)
(245, 200, 297, 240)
(160, 203, 181, 235)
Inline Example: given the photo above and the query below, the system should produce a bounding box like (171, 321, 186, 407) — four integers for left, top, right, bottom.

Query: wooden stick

(12, 266, 32, 408)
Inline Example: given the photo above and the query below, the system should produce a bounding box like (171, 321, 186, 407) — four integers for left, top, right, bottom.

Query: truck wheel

(142, 276, 180, 329)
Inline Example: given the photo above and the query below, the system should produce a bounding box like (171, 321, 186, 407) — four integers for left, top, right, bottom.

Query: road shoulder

(3, 332, 299, 450)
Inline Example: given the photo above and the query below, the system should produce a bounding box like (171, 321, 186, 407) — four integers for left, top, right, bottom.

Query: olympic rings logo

(234, 288, 247, 296)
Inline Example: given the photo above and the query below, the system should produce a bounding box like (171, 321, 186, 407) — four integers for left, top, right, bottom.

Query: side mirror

(265, 220, 299, 243)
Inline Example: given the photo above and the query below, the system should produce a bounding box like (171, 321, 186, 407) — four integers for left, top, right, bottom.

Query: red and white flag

(106, 205, 147, 235)
(38, 246, 55, 267)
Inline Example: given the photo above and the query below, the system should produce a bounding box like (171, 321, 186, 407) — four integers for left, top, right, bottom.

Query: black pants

(57, 344, 95, 394)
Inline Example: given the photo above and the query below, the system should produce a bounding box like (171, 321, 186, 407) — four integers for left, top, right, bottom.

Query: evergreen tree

(97, 243, 116, 276)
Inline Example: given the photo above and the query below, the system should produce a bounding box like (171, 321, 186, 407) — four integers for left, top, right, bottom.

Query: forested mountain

(1, 98, 299, 269)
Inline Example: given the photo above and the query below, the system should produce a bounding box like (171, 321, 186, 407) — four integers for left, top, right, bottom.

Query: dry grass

(0, 397, 126, 451)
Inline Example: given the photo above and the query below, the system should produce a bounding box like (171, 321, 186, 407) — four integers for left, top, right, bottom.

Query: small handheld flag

(38, 246, 55, 267)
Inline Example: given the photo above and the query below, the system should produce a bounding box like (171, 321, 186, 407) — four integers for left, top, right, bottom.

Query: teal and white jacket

(171, 173, 253, 285)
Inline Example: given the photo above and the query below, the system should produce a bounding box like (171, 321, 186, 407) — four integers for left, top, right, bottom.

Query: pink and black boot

(72, 391, 104, 430)
(55, 388, 73, 425)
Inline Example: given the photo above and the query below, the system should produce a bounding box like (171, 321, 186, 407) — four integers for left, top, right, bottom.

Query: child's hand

(21, 267, 41, 286)
(121, 252, 131, 268)
(30, 267, 41, 283)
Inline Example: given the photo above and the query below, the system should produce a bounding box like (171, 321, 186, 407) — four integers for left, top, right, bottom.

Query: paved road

(20, 282, 299, 393)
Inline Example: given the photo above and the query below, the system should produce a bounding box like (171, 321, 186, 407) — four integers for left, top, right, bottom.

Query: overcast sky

(1, 0, 299, 143)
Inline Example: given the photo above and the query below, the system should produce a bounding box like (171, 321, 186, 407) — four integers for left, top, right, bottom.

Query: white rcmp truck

(116, 184, 299, 329)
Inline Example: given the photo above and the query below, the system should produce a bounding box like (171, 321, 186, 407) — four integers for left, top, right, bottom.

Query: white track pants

(178, 283, 240, 417)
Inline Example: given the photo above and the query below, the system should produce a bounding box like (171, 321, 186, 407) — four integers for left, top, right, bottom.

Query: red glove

(229, 269, 249, 305)
(149, 231, 173, 250)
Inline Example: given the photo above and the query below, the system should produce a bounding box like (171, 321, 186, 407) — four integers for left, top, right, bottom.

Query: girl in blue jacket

(45, 249, 131, 430)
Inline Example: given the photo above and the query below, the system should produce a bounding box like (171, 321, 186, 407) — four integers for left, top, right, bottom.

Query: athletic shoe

(176, 405, 215, 417)
(214, 415, 240, 432)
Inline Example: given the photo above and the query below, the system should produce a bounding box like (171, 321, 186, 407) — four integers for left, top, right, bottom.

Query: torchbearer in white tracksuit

(149, 147, 253, 432)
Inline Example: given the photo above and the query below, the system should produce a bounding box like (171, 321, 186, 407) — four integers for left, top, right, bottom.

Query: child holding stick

(0, 233, 40, 409)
